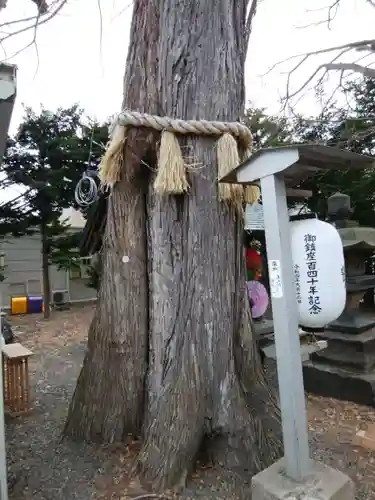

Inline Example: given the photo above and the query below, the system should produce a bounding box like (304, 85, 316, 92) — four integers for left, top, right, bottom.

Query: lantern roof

(218, 144, 375, 187)
(0, 63, 17, 164)
(338, 226, 375, 251)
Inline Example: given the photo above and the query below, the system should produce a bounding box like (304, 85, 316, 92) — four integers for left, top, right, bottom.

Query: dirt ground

(4, 305, 375, 499)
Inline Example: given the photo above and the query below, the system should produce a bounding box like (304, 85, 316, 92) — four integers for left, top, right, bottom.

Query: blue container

(27, 296, 43, 314)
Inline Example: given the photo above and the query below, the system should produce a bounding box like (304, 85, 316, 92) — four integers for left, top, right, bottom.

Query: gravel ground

(265, 359, 375, 500)
(5, 305, 375, 499)
(6, 306, 117, 500)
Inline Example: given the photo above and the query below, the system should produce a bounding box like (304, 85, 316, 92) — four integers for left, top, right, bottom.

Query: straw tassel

(217, 133, 244, 211)
(244, 185, 261, 204)
(99, 124, 127, 188)
(97, 111, 255, 207)
(241, 147, 261, 205)
(154, 130, 189, 195)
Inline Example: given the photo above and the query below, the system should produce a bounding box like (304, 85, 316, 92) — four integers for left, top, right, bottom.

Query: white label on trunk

(122, 255, 130, 263)
(268, 259, 283, 298)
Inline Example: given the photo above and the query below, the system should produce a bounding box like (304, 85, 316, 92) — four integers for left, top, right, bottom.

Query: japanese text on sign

(268, 259, 283, 298)
(294, 264, 302, 304)
(304, 233, 321, 315)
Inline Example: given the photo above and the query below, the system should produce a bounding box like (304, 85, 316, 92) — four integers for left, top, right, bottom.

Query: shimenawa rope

(99, 110, 260, 207)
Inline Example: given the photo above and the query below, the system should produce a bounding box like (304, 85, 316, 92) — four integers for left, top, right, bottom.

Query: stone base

(252, 458, 354, 500)
(312, 328, 375, 372)
(303, 360, 375, 407)
(327, 314, 375, 334)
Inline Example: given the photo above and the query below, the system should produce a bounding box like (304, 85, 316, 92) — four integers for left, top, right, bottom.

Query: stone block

(252, 458, 354, 500)
(312, 328, 375, 373)
(303, 360, 375, 407)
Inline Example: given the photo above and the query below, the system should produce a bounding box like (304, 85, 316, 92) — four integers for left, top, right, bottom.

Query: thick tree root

(136, 365, 282, 491)
(63, 318, 145, 442)
(63, 359, 142, 442)
(137, 355, 207, 491)
(209, 371, 282, 473)
(234, 304, 283, 465)
(136, 248, 282, 490)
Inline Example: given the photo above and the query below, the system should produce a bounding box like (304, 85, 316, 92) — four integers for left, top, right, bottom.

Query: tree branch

(0, 0, 68, 61)
(0, 0, 48, 13)
(323, 62, 375, 78)
(297, 0, 341, 30)
(268, 39, 375, 109)
(266, 1, 375, 109)
(31, 0, 48, 14)
(245, 0, 258, 54)
(266, 38, 375, 76)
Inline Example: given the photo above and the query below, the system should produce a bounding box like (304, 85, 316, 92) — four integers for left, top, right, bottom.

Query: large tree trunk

(137, 1, 281, 488)
(41, 224, 51, 320)
(63, 0, 160, 441)
(65, 0, 282, 489)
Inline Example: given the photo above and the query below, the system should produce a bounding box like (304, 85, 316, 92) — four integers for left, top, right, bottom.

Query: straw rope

(115, 111, 253, 146)
(99, 110, 260, 208)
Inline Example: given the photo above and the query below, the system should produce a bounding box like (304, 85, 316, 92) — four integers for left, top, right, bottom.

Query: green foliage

(51, 230, 83, 270)
(243, 108, 293, 149)
(245, 81, 375, 226)
(294, 79, 375, 225)
(0, 105, 108, 270)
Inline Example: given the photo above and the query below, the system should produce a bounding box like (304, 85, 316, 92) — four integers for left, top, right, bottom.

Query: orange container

(11, 296, 28, 315)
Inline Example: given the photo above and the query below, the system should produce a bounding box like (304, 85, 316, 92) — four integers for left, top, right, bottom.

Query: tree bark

(41, 224, 51, 320)
(63, 0, 160, 441)
(65, 0, 282, 489)
(136, 0, 281, 488)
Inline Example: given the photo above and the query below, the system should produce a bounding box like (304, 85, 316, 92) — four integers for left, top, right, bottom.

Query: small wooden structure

(2, 343, 32, 416)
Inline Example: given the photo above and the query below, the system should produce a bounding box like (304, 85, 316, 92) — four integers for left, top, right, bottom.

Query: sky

(2, 0, 374, 129)
(1, 0, 374, 202)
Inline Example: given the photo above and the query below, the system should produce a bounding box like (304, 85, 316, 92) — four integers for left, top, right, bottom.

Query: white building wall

(0, 228, 97, 309)
(0, 234, 42, 305)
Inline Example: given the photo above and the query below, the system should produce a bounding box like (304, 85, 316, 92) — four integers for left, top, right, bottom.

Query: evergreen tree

(294, 79, 375, 224)
(0, 105, 108, 317)
(243, 107, 293, 149)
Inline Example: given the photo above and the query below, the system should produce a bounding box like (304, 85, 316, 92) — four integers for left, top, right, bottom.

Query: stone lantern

(327, 192, 375, 335)
(304, 192, 375, 405)
(219, 145, 375, 499)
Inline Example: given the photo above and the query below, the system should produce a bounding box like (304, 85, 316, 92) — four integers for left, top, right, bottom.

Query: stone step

(263, 340, 327, 363)
(310, 328, 375, 372)
(303, 360, 375, 407)
(313, 348, 375, 373)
